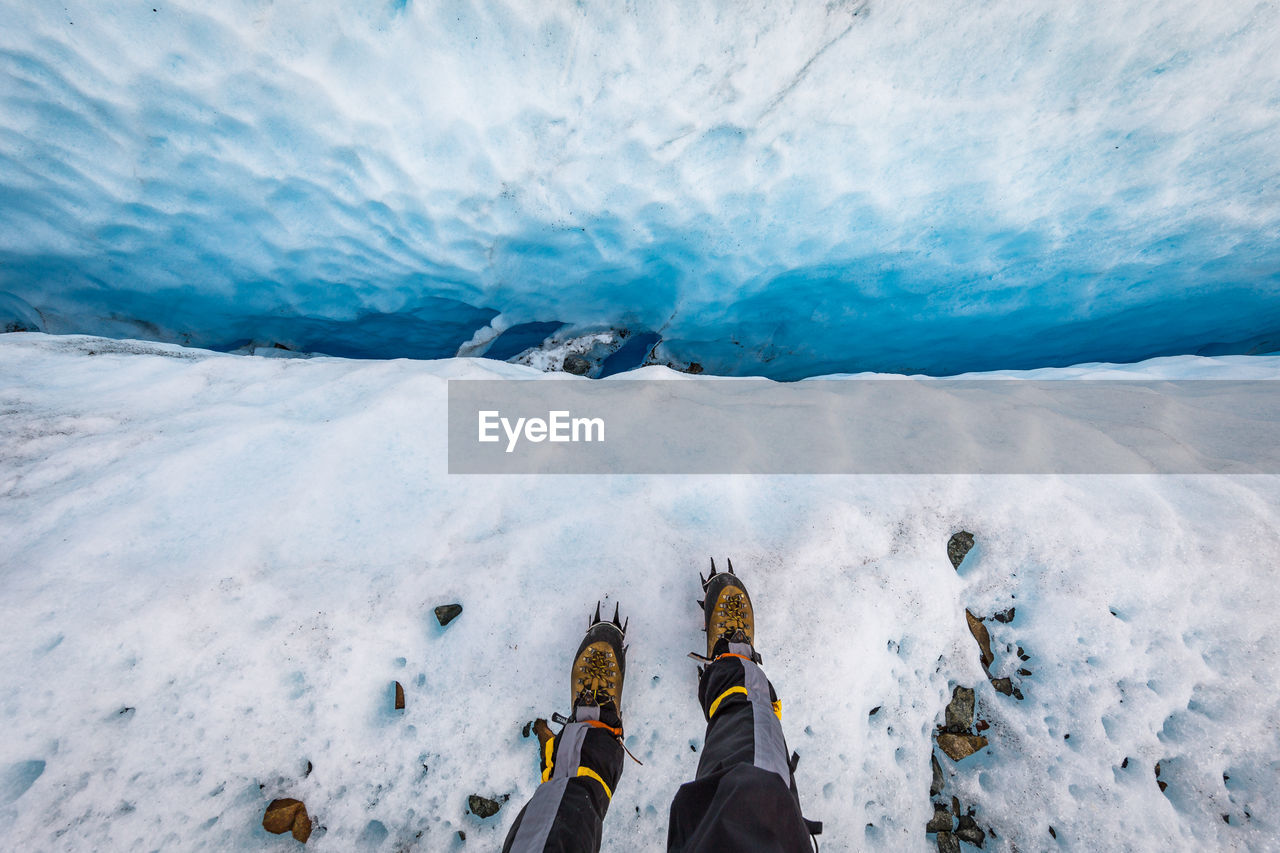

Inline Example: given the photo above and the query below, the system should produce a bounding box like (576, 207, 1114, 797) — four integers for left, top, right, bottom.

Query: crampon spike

(622, 617, 629, 635)
(593, 601, 602, 625)
(726, 557, 734, 574)
(709, 557, 718, 577)
(612, 602, 622, 628)
(699, 572, 707, 588)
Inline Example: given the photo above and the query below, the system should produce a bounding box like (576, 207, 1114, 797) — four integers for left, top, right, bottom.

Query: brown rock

(937, 829, 961, 853)
(990, 677, 1013, 696)
(292, 809, 312, 843)
(965, 610, 994, 672)
(936, 733, 989, 762)
(532, 718, 554, 749)
(263, 798, 311, 842)
(263, 799, 303, 834)
(394, 681, 405, 710)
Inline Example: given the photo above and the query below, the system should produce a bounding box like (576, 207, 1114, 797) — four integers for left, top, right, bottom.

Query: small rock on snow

(956, 814, 986, 847)
(434, 604, 463, 627)
(936, 733, 988, 762)
(468, 794, 501, 818)
(947, 531, 975, 569)
(262, 798, 312, 843)
(965, 610, 994, 671)
(944, 686, 975, 732)
(927, 802, 953, 833)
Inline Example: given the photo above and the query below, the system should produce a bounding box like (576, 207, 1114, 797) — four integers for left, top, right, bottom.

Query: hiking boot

(571, 603, 627, 718)
(699, 558, 757, 660)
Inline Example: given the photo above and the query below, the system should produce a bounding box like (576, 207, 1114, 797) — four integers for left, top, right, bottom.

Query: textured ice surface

(1, 333, 1279, 850)
(2, 0, 1280, 376)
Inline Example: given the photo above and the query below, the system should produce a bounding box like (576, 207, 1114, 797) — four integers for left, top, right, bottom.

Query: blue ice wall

(2, 0, 1279, 376)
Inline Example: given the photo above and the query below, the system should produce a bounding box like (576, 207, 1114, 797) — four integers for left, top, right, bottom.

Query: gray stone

(927, 802, 953, 833)
(434, 604, 463, 627)
(930, 753, 944, 796)
(562, 354, 591, 375)
(937, 830, 961, 853)
(944, 686, 975, 732)
(990, 677, 1013, 696)
(956, 814, 985, 847)
(947, 532, 975, 569)
(468, 795, 501, 818)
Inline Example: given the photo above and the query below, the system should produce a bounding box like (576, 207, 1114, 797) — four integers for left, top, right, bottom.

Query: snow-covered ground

(2, 332, 1278, 851)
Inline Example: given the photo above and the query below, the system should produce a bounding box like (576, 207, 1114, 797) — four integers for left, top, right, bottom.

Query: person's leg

(667, 564, 814, 853)
(504, 606, 629, 853)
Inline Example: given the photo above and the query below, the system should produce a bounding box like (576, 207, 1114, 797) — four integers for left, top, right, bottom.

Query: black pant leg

(667, 655, 812, 853)
(503, 720, 624, 853)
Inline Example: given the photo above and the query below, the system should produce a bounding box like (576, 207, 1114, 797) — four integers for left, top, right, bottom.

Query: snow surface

(3, 1, 1280, 376)
(1, 332, 1279, 851)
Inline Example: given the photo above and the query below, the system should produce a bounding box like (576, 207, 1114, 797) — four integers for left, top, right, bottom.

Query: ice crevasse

(2, 0, 1279, 377)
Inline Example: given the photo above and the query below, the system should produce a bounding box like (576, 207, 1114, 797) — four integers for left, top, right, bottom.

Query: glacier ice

(2, 0, 1280, 376)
